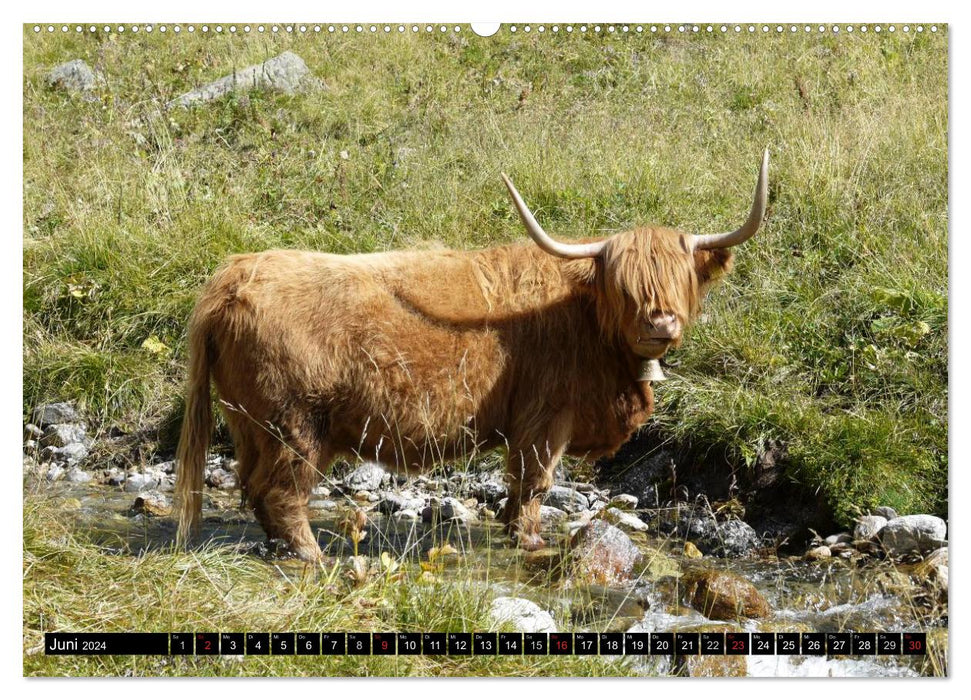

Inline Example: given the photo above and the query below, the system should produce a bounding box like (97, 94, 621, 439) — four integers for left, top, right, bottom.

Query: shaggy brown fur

(175, 226, 733, 560)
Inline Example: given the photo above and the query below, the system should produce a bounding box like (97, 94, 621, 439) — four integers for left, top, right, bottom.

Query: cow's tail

(175, 314, 213, 549)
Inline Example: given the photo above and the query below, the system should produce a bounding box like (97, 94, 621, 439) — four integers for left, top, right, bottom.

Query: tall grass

(23, 27, 947, 523)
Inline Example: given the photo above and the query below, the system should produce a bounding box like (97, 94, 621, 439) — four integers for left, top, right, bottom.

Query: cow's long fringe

(174, 313, 213, 549)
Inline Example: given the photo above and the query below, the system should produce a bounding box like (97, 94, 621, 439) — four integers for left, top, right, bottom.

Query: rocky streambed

(23, 402, 948, 676)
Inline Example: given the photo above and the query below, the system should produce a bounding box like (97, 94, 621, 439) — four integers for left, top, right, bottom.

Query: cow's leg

(504, 416, 571, 551)
(248, 430, 329, 562)
(225, 413, 259, 511)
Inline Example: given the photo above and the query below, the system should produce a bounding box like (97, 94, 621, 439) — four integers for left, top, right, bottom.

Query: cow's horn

(693, 149, 769, 250)
(501, 173, 607, 259)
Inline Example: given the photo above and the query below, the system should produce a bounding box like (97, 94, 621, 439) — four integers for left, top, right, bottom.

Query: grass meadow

(22, 25, 947, 676)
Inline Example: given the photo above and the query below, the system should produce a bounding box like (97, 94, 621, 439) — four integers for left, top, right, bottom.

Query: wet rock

(104, 468, 126, 486)
(913, 548, 948, 604)
(607, 494, 639, 510)
(40, 423, 87, 448)
(130, 491, 172, 517)
(51, 442, 90, 464)
(544, 485, 588, 513)
(124, 473, 159, 492)
(206, 468, 238, 490)
(805, 545, 832, 561)
(676, 510, 760, 558)
(676, 652, 747, 677)
(422, 497, 476, 524)
(309, 499, 338, 511)
(683, 541, 703, 559)
(31, 402, 80, 427)
(854, 515, 887, 541)
(377, 490, 425, 515)
(873, 506, 899, 521)
(46, 60, 104, 93)
(683, 570, 771, 620)
(169, 51, 323, 107)
(489, 597, 557, 633)
(879, 515, 947, 556)
(603, 507, 649, 533)
(393, 508, 421, 523)
(470, 477, 506, 505)
(343, 462, 387, 492)
(65, 467, 92, 484)
(569, 519, 641, 586)
(46, 465, 65, 481)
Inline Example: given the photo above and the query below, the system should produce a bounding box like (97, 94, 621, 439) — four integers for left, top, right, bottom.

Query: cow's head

(502, 150, 768, 361)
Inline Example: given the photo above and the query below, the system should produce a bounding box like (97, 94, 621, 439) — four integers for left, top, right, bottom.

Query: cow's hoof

(513, 532, 547, 551)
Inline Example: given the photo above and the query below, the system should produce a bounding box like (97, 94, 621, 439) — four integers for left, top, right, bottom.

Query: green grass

(23, 28, 947, 525)
(23, 494, 639, 677)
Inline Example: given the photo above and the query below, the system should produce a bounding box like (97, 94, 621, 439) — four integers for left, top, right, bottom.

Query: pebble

(392, 509, 421, 522)
(46, 465, 65, 481)
(824, 532, 853, 546)
(309, 499, 338, 511)
(539, 505, 568, 523)
(24, 424, 43, 439)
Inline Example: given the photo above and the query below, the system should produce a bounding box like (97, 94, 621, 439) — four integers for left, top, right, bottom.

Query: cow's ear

(694, 248, 733, 288)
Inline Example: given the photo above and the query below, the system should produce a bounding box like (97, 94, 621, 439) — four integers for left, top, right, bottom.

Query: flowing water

(43, 482, 947, 677)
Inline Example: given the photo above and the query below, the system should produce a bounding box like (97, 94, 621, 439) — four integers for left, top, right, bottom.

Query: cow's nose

(647, 313, 680, 339)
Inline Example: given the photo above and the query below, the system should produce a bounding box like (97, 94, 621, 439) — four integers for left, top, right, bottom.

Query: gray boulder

(489, 597, 557, 633)
(169, 51, 323, 107)
(46, 60, 104, 93)
(544, 485, 589, 513)
(51, 442, 90, 464)
(879, 515, 947, 556)
(854, 515, 888, 541)
(32, 402, 80, 427)
(677, 511, 760, 557)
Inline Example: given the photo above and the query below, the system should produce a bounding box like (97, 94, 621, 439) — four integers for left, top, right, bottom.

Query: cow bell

(638, 359, 667, 382)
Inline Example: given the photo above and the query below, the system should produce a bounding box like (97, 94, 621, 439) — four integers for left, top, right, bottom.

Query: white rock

(489, 597, 557, 633)
(879, 515, 947, 555)
(604, 507, 650, 532)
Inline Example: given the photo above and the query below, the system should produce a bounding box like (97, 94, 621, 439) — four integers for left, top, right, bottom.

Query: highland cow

(176, 151, 769, 561)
